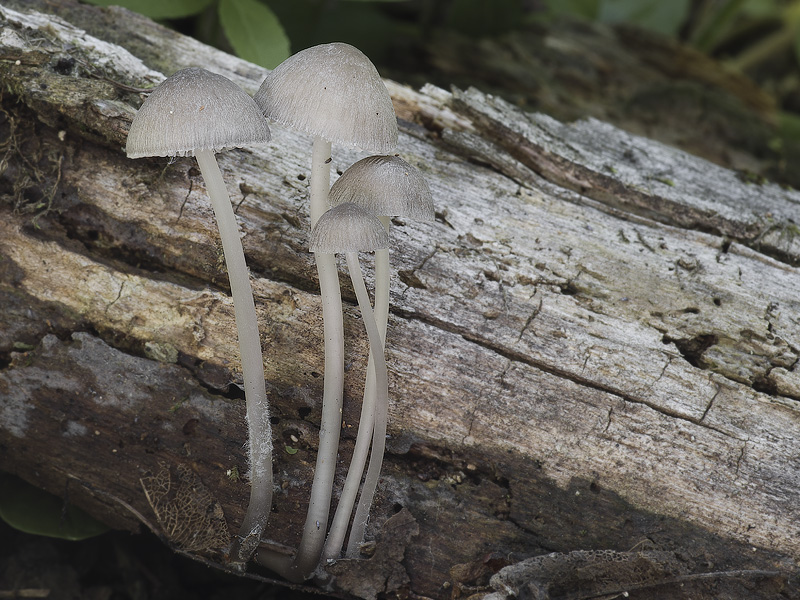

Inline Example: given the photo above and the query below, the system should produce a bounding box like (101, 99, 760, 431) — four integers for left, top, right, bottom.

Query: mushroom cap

(254, 43, 398, 153)
(309, 203, 389, 253)
(126, 67, 271, 158)
(329, 155, 434, 221)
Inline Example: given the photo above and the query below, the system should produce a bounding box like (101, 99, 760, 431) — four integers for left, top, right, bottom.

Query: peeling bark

(0, 2, 799, 599)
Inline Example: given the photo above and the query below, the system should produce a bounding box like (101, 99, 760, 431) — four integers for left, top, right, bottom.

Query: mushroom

(126, 67, 273, 567)
(253, 43, 397, 579)
(310, 203, 390, 560)
(322, 155, 434, 559)
(309, 203, 389, 254)
(328, 153, 434, 349)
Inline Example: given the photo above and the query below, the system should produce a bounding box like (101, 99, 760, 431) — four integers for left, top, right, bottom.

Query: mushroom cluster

(126, 43, 432, 582)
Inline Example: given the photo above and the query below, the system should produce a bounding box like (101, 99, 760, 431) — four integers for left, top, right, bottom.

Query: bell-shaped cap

(309, 203, 389, 253)
(254, 43, 398, 153)
(126, 67, 271, 158)
(329, 155, 434, 221)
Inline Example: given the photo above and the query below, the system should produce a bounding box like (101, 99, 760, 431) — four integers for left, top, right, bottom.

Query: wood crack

(516, 291, 543, 343)
(700, 382, 721, 422)
(394, 308, 747, 442)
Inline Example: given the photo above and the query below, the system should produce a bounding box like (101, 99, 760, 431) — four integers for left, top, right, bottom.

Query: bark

(0, 2, 799, 599)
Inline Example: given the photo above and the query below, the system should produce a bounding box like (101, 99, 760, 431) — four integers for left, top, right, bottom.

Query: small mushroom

(126, 67, 273, 567)
(309, 202, 389, 253)
(254, 43, 398, 580)
(310, 204, 390, 560)
(328, 153, 434, 376)
(329, 155, 433, 361)
(323, 155, 434, 559)
(328, 154, 435, 222)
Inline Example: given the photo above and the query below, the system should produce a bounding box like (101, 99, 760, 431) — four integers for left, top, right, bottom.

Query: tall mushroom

(253, 43, 397, 580)
(322, 155, 434, 559)
(126, 67, 273, 568)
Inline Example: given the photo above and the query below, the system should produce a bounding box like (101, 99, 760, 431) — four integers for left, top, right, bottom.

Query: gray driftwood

(0, 2, 798, 599)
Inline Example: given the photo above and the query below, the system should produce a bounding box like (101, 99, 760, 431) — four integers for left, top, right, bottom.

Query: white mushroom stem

(344, 251, 389, 557)
(291, 137, 344, 578)
(322, 224, 389, 561)
(369, 220, 391, 414)
(370, 221, 391, 376)
(194, 149, 272, 564)
(309, 138, 332, 226)
(374, 217, 391, 333)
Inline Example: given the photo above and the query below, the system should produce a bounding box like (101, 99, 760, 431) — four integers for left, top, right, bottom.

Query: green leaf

(598, 0, 690, 36)
(0, 473, 109, 541)
(82, 0, 213, 19)
(219, 0, 290, 69)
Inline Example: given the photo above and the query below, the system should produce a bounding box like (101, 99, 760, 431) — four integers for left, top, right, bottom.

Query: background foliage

(0, 473, 108, 541)
(79, 0, 800, 69)
(79, 0, 800, 126)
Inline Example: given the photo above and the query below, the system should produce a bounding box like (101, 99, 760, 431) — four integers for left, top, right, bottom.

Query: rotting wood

(0, 2, 798, 599)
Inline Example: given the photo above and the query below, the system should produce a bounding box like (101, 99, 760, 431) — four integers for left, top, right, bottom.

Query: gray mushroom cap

(254, 43, 398, 153)
(329, 155, 434, 221)
(126, 67, 271, 158)
(309, 203, 389, 253)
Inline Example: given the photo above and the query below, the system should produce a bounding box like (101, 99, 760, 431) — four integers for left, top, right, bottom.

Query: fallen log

(0, 2, 798, 599)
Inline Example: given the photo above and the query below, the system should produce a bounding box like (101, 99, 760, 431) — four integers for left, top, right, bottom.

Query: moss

(0, 97, 64, 226)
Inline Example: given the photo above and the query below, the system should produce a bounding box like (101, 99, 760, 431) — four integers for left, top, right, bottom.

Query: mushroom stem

(344, 252, 389, 558)
(374, 219, 391, 338)
(370, 219, 391, 401)
(291, 136, 344, 578)
(309, 138, 332, 227)
(321, 226, 389, 560)
(194, 149, 272, 565)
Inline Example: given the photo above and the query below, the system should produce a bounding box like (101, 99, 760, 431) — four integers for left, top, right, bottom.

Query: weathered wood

(0, 2, 799, 599)
(424, 23, 787, 187)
